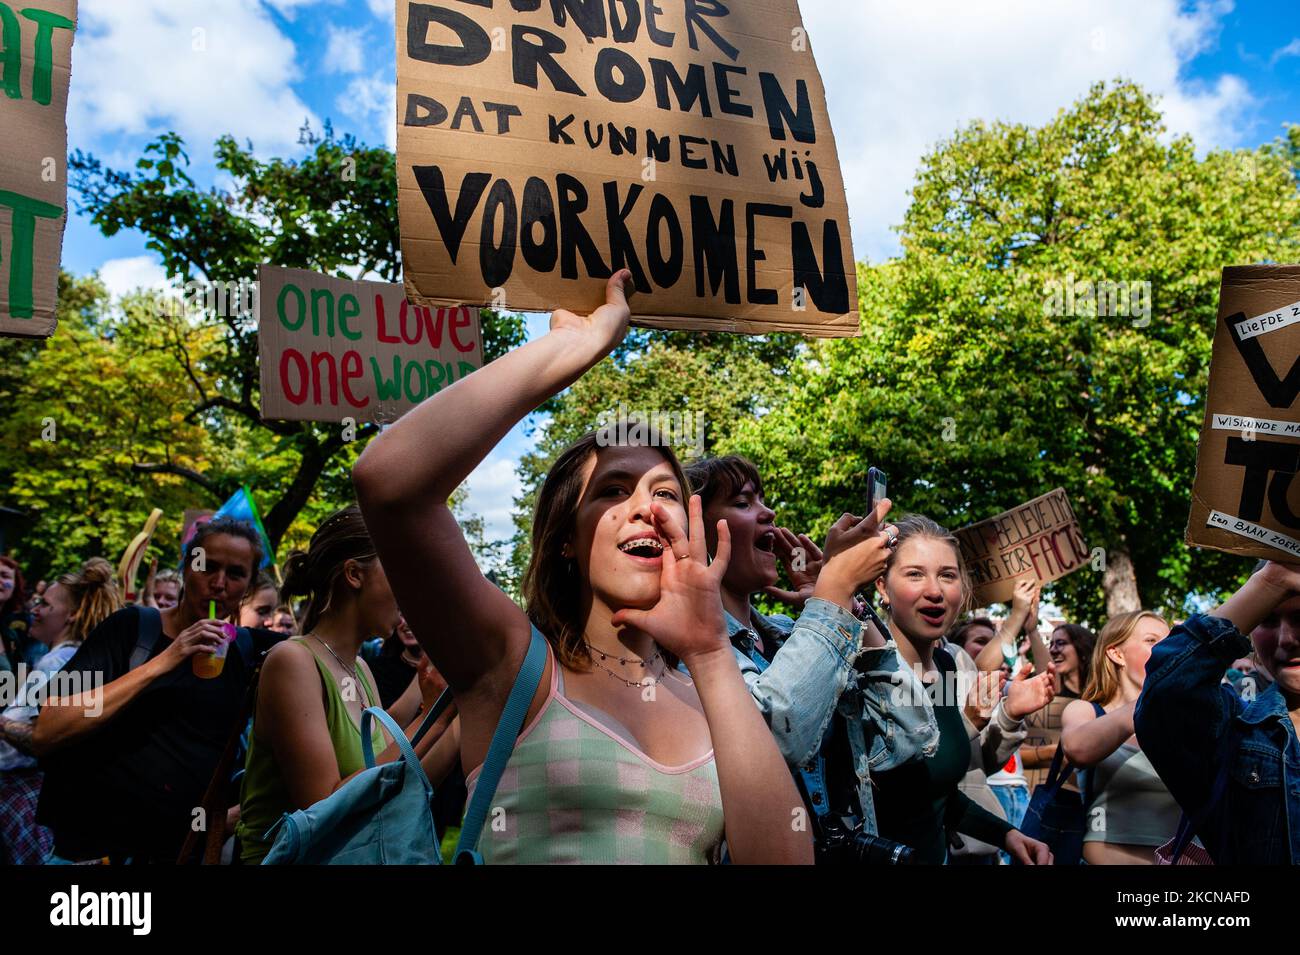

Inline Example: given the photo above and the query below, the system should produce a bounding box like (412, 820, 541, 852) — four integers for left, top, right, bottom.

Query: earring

(881, 599, 891, 611)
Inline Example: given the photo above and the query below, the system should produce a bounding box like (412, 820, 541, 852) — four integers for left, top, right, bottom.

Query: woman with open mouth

(353, 271, 811, 864)
(1022, 621, 1095, 793)
(688, 454, 942, 855)
(868, 515, 1054, 865)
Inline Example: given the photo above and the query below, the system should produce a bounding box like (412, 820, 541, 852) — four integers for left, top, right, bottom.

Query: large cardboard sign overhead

(396, 0, 857, 337)
(0, 0, 76, 338)
(257, 265, 483, 424)
(955, 489, 1091, 606)
(1186, 266, 1300, 562)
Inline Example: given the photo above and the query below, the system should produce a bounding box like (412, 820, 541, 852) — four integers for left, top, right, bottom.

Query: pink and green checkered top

(465, 640, 725, 864)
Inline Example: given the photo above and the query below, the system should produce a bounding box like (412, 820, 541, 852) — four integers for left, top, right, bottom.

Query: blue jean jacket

(1134, 613, 1300, 865)
(722, 598, 939, 835)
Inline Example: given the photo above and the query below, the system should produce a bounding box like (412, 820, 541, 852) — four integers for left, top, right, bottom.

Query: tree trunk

(262, 430, 340, 552)
(1101, 541, 1142, 618)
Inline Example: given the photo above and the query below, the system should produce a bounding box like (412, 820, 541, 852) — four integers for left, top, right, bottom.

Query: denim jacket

(723, 598, 939, 835)
(1134, 613, 1300, 865)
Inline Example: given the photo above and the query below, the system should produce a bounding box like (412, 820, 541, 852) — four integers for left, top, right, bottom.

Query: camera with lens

(813, 815, 916, 866)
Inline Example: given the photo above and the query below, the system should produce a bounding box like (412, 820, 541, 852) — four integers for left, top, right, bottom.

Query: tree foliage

(0, 274, 218, 577)
(727, 82, 1300, 623)
(500, 328, 806, 595)
(67, 125, 527, 549)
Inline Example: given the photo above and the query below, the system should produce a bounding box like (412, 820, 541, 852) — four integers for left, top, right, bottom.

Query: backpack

(260, 625, 547, 865)
(1018, 702, 1104, 866)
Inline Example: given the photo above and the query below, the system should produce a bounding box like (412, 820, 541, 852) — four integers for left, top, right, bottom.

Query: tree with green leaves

(727, 81, 1300, 622)
(68, 124, 527, 550)
(500, 328, 805, 595)
(0, 273, 219, 576)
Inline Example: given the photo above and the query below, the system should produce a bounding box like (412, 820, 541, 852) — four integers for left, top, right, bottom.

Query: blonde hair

(1082, 610, 1168, 704)
(58, 558, 124, 643)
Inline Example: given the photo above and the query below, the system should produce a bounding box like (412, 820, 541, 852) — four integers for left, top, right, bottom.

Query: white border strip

(1233, 299, 1300, 341)
(1207, 511, 1300, 559)
(1211, 413, 1300, 440)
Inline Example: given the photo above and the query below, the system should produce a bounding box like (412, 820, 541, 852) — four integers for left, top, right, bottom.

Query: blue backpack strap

(453, 625, 548, 865)
(128, 607, 164, 671)
(1041, 734, 1076, 793)
(360, 706, 426, 779)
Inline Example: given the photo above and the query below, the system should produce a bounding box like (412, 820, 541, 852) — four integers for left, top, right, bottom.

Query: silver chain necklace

(311, 634, 356, 677)
(584, 642, 666, 688)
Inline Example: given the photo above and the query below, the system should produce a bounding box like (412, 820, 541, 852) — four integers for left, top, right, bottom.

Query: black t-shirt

(871, 648, 1014, 864)
(36, 606, 281, 862)
(369, 633, 419, 710)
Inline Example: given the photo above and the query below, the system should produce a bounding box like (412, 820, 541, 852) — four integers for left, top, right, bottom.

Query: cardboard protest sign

(955, 489, 1091, 606)
(395, 0, 857, 337)
(118, 507, 163, 603)
(0, 0, 76, 338)
(257, 265, 483, 424)
(1186, 266, 1300, 562)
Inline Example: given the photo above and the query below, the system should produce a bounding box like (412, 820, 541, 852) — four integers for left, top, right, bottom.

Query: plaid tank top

(465, 643, 725, 864)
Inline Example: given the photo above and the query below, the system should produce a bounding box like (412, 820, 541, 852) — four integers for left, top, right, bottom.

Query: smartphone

(866, 467, 888, 513)
(853, 466, 891, 636)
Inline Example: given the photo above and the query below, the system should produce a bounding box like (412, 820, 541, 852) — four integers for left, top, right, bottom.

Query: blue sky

(58, 0, 1300, 542)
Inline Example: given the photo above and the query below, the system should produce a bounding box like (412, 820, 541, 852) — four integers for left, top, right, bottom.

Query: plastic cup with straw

(193, 599, 232, 679)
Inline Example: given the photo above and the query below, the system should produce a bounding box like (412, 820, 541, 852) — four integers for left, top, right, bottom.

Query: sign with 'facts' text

(955, 489, 1091, 606)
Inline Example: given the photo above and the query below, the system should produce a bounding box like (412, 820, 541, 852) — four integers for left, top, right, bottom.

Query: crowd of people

(0, 271, 1295, 866)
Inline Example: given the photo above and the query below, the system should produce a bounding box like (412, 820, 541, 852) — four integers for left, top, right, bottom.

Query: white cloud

(263, 0, 342, 18)
(1271, 38, 1300, 64)
(324, 24, 366, 74)
(98, 256, 170, 300)
(367, 0, 394, 21)
(337, 74, 397, 150)
(463, 453, 524, 544)
(800, 0, 1250, 262)
(70, 0, 319, 156)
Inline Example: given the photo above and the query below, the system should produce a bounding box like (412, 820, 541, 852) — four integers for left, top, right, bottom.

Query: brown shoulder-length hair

(1082, 610, 1168, 705)
(522, 430, 689, 671)
(281, 506, 377, 635)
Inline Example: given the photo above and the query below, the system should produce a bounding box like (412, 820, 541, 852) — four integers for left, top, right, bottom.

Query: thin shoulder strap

(128, 607, 163, 671)
(453, 625, 548, 865)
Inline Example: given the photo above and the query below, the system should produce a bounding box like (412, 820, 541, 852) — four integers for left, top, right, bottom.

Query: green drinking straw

(209, 600, 216, 620)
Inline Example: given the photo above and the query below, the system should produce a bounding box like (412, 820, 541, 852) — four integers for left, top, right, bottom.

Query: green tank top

(237, 638, 385, 864)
